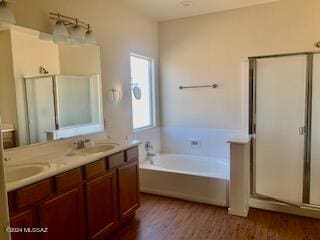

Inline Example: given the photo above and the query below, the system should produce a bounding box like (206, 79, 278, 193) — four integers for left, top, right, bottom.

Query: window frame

(130, 53, 156, 132)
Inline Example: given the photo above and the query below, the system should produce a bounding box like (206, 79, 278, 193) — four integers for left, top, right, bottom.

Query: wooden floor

(111, 193, 320, 240)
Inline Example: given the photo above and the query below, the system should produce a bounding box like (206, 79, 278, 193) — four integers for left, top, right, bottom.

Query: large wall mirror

(0, 25, 104, 150)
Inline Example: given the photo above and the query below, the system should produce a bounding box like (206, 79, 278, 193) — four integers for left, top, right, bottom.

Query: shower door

(310, 54, 320, 206)
(252, 55, 308, 205)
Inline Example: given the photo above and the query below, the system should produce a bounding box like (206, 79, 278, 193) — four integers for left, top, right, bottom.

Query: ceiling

(120, 0, 279, 21)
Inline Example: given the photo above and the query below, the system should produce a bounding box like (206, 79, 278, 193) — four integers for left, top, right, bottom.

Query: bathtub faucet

(146, 152, 156, 157)
(145, 141, 155, 157)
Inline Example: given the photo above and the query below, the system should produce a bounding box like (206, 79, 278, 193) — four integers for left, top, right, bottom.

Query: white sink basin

(5, 163, 50, 184)
(81, 144, 116, 155)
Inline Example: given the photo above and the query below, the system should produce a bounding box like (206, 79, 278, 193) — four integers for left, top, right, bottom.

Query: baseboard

(140, 187, 228, 207)
(228, 208, 249, 217)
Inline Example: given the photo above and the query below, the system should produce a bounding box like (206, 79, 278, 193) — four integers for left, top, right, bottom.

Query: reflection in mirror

(24, 75, 103, 145)
(0, 25, 104, 150)
(25, 76, 56, 144)
(56, 75, 92, 128)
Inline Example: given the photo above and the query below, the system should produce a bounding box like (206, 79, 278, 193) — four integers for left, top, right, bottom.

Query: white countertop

(2, 129, 14, 133)
(5, 140, 141, 192)
(1, 124, 15, 133)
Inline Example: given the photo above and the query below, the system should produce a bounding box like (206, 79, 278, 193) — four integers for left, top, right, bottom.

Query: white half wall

(161, 127, 241, 159)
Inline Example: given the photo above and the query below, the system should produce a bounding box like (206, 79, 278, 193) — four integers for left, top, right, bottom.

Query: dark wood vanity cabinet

(8, 146, 140, 240)
(86, 171, 118, 240)
(10, 209, 36, 240)
(39, 187, 85, 240)
(118, 161, 140, 220)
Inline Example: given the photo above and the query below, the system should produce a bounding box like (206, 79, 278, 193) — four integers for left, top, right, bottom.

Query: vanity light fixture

(52, 13, 69, 44)
(50, 12, 96, 46)
(70, 20, 85, 46)
(85, 24, 97, 45)
(0, 0, 16, 24)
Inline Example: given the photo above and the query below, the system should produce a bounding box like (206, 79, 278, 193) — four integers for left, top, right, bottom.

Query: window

(130, 54, 154, 131)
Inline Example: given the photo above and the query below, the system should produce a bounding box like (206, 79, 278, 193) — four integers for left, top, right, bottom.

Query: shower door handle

(299, 126, 306, 135)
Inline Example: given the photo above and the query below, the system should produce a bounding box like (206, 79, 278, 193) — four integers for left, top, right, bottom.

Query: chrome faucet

(74, 138, 91, 150)
(74, 140, 85, 150)
(147, 152, 156, 157)
(145, 141, 155, 157)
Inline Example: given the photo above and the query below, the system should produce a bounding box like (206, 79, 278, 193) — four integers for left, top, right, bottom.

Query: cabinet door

(10, 209, 36, 240)
(86, 171, 118, 240)
(118, 161, 140, 220)
(39, 187, 85, 240)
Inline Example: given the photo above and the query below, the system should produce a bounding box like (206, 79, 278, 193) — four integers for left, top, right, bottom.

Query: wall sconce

(50, 12, 96, 46)
(315, 41, 320, 48)
(107, 88, 121, 103)
(0, 0, 16, 24)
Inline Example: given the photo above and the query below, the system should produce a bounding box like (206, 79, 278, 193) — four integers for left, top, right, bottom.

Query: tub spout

(146, 152, 156, 157)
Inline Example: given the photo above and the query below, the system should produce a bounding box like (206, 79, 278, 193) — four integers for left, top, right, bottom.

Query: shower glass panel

(25, 76, 56, 144)
(55, 75, 92, 128)
(310, 54, 320, 206)
(255, 55, 306, 204)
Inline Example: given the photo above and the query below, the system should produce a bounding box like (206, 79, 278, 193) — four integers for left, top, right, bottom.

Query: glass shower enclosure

(249, 52, 320, 207)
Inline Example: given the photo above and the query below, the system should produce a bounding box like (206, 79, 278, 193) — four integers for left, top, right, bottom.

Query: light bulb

(70, 26, 85, 41)
(52, 21, 69, 44)
(84, 30, 97, 45)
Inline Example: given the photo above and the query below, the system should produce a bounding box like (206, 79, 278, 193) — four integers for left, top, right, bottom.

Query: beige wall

(0, 31, 17, 127)
(159, 0, 320, 129)
(58, 45, 101, 75)
(10, 29, 61, 145)
(10, 0, 159, 141)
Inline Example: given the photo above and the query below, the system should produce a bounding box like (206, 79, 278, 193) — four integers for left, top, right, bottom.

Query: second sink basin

(5, 163, 51, 184)
(81, 144, 116, 155)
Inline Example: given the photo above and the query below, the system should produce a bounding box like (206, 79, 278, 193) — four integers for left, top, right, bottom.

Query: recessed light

(179, 0, 193, 7)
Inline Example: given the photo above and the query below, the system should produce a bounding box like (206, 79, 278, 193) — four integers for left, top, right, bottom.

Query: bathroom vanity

(2, 130, 15, 150)
(6, 144, 140, 240)
(0, 23, 141, 240)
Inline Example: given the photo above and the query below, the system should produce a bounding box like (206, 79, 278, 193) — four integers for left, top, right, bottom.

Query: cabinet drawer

(3, 138, 15, 149)
(3, 131, 14, 139)
(85, 159, 106, 180)
(55, 168, 82, 193)
(15, 180, 51, 209)
(108, 152, 125, 169)
(126, 147, 139, 163)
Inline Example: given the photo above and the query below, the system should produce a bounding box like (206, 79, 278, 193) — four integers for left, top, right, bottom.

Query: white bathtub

(139, 153, 229, 206)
